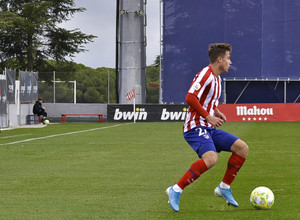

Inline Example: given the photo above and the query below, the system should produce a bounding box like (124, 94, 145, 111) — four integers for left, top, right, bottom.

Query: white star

(253, 117, 257, 121)
(242, 117, 246, 121)
(259, 117, 262, 121)
(248, 117, 251, 121)
(264, 117, 268, 120)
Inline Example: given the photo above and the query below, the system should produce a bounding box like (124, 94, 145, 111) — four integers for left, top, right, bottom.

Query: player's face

(220, 51, 232, 73)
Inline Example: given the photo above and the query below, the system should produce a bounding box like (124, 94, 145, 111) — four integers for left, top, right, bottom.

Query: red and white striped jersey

(183, 65, 222, 132)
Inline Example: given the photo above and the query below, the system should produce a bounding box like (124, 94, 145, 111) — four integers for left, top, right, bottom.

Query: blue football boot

(214, 185, 239, 207)
(166, 186, 181, 212)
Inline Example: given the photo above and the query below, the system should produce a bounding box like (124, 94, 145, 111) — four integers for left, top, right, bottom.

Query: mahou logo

(113, 108, 147, 121)
(236, 105, 274, 116)
(161, 108, 188, 120)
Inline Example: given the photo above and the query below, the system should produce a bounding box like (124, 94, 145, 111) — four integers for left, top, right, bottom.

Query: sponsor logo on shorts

(203, 134, 210, 139)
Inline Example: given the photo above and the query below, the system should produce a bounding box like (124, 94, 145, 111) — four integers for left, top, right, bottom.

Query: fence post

(53, 71, 55, 103)
(74, 80, 77, 104)
(108, 71, 110, 104)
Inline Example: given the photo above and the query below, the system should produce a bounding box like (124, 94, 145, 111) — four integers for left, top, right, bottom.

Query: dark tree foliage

(0, 0, 96, 72)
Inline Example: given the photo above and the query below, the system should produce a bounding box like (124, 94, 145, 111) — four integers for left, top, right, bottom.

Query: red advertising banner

(218, 103, 300, 122)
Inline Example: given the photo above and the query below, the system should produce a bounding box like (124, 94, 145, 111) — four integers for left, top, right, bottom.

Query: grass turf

(0, 122, 299, 219)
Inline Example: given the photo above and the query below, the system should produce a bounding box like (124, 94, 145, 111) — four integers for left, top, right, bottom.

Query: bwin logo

(113, 108, 147, 121)
(161, 108, 188, 121)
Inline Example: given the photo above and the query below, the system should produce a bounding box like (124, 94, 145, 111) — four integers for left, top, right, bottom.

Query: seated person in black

(33, 98, 47, 123)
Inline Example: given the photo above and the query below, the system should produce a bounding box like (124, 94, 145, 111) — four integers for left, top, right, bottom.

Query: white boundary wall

(43, 103, 107, 118)
(3, 80, 108, 128)
(6, 103, 108, 128)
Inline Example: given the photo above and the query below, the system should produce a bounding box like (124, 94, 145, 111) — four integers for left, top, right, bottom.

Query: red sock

(177, 159, 208, 190)
(222, 153, 246, 185)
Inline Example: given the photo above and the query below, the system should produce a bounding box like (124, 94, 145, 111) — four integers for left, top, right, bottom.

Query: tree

(152, 55, 162, 68)
(0, 0, 96, 71)
(146, 65, 159, 103)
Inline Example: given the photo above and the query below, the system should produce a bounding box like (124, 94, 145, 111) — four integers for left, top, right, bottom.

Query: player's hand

(205, 115, 224, 127)
(214, 108, 227, 122)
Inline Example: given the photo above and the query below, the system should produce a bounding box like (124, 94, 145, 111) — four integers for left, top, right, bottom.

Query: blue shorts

(183, 126, 239, 158)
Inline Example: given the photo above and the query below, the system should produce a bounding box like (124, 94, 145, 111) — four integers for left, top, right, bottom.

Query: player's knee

(232, 139, 249, 158)
(240, 140, 249, 157)
(202, 151, 218, 169)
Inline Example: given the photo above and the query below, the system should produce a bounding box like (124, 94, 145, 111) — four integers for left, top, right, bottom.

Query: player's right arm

(185, 93, 224, 127)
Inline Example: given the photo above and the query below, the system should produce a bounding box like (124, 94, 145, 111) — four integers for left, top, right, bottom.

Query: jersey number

(195, 128, 207, 136)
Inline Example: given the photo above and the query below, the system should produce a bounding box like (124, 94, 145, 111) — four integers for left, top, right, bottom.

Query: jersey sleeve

(186, 67, 213, 118)
(188, 67, 212, 98)
(185, 93, 209, 118)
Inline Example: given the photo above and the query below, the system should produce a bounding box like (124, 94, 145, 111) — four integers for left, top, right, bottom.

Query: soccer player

(166, 43, 249, 212)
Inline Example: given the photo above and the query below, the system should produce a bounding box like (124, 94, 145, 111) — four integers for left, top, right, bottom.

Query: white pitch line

(0, 123, 128, 146)
(0, 133, 32, 139)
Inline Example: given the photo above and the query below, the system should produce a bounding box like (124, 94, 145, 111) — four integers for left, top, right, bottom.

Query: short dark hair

(208, 43, 232, 63)
(38, 98, 43, 101)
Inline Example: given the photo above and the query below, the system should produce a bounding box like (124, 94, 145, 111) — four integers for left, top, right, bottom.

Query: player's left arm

(214, 108, 227, 122)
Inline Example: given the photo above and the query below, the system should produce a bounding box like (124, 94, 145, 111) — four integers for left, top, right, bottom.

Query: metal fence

(38, 72, 76, 103)
(38, 71, 113, 104)
(223, 78, 300, 104)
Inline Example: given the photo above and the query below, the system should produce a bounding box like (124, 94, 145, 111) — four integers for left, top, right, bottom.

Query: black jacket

(33, 101, 43, 114)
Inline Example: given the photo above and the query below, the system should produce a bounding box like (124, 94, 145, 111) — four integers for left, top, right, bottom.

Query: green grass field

(0, 122, 299, 219)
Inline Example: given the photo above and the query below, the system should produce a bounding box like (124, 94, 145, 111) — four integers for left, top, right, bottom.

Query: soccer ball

(250, 186, 274, 210)
(44, 119, 50, 125)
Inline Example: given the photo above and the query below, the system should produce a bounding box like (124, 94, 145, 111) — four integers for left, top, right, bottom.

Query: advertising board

(107, 104, 300, 122)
